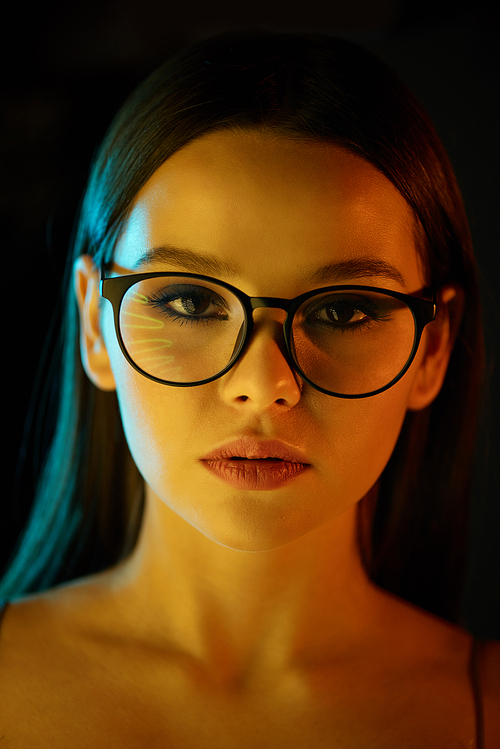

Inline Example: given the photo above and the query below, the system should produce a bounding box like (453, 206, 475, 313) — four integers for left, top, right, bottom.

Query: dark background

(2, 0, 499, 636)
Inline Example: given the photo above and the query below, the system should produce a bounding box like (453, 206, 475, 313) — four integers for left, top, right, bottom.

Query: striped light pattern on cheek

(120, 290, 184, 380)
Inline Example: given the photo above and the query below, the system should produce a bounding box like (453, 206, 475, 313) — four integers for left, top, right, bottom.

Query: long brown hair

(2, 30, 485, 622)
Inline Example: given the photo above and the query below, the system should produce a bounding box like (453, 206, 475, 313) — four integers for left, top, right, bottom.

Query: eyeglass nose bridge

(234, 295, 299, 374)
(244, 295, 297, 334)
(239, 295, 301, 348)
(248, 296, 295, 312)
(240, 295, 297, 337)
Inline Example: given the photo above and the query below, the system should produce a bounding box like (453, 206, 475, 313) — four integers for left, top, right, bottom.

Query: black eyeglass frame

(100, 264, 437, 399)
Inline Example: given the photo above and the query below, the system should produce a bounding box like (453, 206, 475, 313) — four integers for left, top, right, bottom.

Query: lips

(200, 438, 311, 490)
(200, 438, 309, 463)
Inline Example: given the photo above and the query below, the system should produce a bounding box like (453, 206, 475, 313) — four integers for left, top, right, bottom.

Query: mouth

(200, 437, 310, 464)
(199, 438, 311, 490)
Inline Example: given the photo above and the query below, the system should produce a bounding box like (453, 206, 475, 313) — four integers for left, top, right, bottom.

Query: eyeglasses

(100, 265, 436, 399)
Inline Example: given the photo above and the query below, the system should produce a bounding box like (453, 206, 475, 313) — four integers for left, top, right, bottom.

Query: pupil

(183, 296, 207, 314)
(327, 304, 353, 323)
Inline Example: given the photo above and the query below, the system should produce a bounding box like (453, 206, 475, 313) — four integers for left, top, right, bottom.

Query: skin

(1, 129, 499, 747)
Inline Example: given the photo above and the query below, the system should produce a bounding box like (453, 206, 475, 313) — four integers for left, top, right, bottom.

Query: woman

(1, 30, 498, 746)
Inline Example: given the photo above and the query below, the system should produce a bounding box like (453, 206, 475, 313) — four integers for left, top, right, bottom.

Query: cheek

(307, 372, 414, 502)
(100, 305, 183, 480)
(104, 340, 215, 509)
(113, 370, 201, 493)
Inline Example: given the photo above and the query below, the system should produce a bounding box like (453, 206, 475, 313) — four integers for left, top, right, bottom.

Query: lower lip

(201, 459, 310, 490)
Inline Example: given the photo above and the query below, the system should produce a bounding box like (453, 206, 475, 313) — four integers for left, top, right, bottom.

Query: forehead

(114, 129, 424, 292)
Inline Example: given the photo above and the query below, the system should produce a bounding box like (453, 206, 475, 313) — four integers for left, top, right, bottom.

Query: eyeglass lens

(117, 276, 416, 395)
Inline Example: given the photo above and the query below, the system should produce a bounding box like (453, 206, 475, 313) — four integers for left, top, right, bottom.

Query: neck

(111, 486, 383, 684)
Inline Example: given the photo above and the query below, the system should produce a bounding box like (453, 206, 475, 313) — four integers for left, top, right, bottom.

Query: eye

(151, 284, 230, 323)
(168, 291, 215, 316)
(315, 301, 369, 325)
(305, 294, 382, 329)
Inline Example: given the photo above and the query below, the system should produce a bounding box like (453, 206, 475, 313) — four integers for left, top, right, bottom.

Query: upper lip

(200, 438, 310, 464)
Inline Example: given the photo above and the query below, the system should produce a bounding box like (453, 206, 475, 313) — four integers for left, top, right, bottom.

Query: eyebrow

(133, 244, 406, 287)
(305, 257, 405, 287)
(132, 245, 240, 277)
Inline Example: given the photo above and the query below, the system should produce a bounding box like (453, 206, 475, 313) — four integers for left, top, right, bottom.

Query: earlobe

(407, 285, 464, 411)
(73, 255, 116, 392)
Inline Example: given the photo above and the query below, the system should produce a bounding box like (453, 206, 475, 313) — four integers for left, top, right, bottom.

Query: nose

(218, 310, 302, 410)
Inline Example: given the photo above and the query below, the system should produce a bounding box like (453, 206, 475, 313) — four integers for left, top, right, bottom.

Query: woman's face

(97, 129, 438, 551)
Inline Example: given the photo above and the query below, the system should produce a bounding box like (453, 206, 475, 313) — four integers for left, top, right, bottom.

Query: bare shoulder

(0, 572, 122, 668)
(0, 577, 135, 748)
(375, 590, 500, 744)
(1, 568, 123, 629)
(481, 639, 500, 744)
(373, 586, 474, 663)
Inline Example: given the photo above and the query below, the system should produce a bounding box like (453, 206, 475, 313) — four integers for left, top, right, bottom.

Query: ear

(407, 285, 464, 411)
(73, 255, 116, 392)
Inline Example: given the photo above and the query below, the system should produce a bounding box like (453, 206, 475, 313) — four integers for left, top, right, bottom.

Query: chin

(182, 497, 349, 554)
